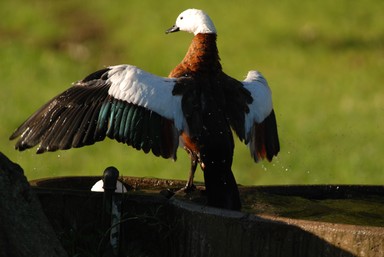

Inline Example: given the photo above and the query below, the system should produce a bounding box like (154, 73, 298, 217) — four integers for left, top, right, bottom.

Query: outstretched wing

(242, 70, 280, 162)
(9, 65, 184, 159)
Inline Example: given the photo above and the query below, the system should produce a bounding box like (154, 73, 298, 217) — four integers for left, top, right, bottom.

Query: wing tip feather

(249, 109, 280, 163)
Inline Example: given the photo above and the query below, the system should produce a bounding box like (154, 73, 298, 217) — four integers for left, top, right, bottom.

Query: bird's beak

(165, 25, 180, 34)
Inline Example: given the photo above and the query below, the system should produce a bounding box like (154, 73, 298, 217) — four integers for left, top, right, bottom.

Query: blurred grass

(1, 0, 383, 185)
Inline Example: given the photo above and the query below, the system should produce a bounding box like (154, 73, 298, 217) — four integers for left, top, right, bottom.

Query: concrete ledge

(30, 176, 384, 257)
(168, 198, 383, 257)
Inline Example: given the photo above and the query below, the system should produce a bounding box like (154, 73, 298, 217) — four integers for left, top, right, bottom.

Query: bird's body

(10, 9, 279, 210)
(169, 32, 253, 209)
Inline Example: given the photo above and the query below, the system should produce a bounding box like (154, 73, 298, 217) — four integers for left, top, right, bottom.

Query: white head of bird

(166, 9, 217, 35)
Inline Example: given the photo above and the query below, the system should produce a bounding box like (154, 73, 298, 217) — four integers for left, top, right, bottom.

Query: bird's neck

(170, 33, 222, 77)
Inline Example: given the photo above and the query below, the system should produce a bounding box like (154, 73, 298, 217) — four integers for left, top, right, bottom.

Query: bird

(9, 9, 279, 211)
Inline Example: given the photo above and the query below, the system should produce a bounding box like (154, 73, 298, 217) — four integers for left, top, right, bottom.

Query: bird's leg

(184, 147, 198, 192)
(185, 153, 198, 191)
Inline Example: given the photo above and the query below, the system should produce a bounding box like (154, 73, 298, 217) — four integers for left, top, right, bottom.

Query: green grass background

(1, 0, 383, 185)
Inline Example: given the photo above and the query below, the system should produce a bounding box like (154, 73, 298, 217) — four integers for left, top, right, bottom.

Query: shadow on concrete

(32, 181, 373, 257)
(2, 154, 381, 257)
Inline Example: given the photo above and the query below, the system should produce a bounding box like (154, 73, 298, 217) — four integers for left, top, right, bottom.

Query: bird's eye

(180, 16, 183, 20)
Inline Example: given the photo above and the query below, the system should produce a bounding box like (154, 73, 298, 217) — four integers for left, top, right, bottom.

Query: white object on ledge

(91, 179, 128, 193)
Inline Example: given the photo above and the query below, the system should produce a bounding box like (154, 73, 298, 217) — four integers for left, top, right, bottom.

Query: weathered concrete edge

(168, 197, 384, 257)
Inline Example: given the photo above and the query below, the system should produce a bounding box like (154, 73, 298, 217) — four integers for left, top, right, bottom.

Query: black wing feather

(10, 67, 179, 160)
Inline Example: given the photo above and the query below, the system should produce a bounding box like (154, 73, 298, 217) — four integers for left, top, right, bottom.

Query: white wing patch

(107, 65, 184, 131)
(242, 70, 273, 138)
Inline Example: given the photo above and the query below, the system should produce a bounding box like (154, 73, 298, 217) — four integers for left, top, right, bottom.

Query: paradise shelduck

(10, 9, 279, 211)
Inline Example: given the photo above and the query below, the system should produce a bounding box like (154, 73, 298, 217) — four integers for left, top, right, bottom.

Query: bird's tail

(203, 166, 241, 211)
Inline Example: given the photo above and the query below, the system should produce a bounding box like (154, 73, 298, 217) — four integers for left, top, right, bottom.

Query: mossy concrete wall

(168, 198, 383, 257)
(31, 175, 384, 257)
